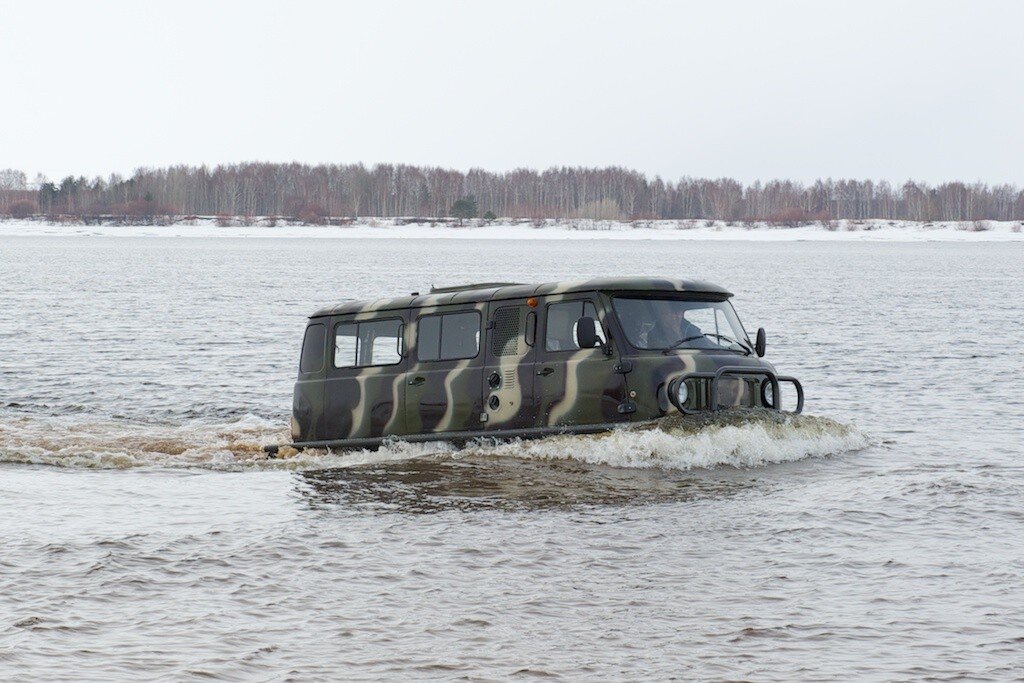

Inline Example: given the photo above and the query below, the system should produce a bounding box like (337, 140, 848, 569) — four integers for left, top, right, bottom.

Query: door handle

(536, 367, 554, 377)
(408, 376, 425, 386)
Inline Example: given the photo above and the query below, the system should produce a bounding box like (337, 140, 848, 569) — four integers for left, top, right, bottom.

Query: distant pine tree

(451, 196, 478, 225)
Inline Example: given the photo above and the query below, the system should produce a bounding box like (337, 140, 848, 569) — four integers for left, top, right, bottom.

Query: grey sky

(2, 0, 1022, 184)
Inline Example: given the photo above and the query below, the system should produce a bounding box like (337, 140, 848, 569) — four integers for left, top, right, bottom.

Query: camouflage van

(267, 278, 803, 453)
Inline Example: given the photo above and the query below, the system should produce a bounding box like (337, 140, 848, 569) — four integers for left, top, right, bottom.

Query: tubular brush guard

(677, 365, 803, 414)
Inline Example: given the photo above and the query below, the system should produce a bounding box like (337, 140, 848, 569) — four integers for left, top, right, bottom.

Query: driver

(643, 306, 705, 348)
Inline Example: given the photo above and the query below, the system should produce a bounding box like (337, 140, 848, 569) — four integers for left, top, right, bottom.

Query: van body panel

(292, 322, 328, 442)
(482, 299, 538, 430)
(321, 311, 408, 441)
(404, 303, 487, 434)
(535, 293, 630, 428)
(322, 366, 407, 440)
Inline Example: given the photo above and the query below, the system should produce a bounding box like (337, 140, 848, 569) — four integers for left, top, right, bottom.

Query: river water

(0, 235, 1021, 680)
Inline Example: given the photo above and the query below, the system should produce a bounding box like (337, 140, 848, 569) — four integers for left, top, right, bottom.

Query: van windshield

(612, 297, 751, 353)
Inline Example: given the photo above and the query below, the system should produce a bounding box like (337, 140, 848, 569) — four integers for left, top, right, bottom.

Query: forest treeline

(1, 163, 1023, 223)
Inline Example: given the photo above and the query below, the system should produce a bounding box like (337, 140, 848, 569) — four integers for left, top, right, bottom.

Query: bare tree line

(1, 163, 1023, 222)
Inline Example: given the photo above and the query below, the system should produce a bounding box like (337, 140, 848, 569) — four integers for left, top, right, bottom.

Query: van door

(292, 321, 328, 442)
(322, 312, 408, 441)
(536, 296, 628, 428)
(404, 306, 486, 435)
(482, 299, 538, 431)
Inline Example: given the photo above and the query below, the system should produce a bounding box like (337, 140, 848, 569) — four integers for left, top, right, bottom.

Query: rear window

(417, 311, 480, 362)
(333, 318, 403, 368)
(299, 323, 326, 373)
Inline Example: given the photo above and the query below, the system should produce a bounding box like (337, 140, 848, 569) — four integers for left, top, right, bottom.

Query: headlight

(672, 379, 689, 409)
(760, 380, 775, 408)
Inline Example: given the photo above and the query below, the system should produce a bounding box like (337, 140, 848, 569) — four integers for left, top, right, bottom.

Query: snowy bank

(1, 218, 1022, 242)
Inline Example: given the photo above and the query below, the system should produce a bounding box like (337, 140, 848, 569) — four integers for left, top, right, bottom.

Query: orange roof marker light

(527, 297, 538, 308)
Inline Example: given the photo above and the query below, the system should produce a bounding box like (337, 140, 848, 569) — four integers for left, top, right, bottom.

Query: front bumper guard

(675, 365, 803, 414)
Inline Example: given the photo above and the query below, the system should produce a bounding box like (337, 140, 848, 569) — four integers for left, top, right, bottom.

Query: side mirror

(755, 327, 766, 357)
(575, 316, 600, 349)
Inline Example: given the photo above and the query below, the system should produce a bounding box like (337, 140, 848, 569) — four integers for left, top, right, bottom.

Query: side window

(416, 315, 442, 361)
(333, 319, 403, 368)
(333, 323, 358, 368)
(417, 311, 481, 362)
(545, 300, 606, 352)
(363, 319, 402, 366)
(441, 312, 481, 360)
(299, 323, 326, 373)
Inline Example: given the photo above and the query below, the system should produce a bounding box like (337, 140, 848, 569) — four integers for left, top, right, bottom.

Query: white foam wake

(1, 410, 868, 472)
(459, 412, 870, 470)
(0, 412, 458, 471)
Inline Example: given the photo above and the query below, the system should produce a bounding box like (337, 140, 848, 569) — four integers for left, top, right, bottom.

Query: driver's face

(665, 309, 687, 328)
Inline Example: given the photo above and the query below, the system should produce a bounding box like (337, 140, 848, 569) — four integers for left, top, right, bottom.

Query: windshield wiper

(663, 335, 705, 352)
(712, 333, 754, 355)
(663, 333, 752, 355)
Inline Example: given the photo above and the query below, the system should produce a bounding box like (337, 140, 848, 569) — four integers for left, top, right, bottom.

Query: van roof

(310, 277, 733, 318)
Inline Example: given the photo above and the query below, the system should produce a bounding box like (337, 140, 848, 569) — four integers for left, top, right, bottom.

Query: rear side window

(417, 311, 480, 361)
(545, 301, 606, 352)
(299, 323, 326, 373)
(333, 318, 403, 368)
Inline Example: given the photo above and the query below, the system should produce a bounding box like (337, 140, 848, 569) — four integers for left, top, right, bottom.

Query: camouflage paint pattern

(532, 291, 627, 427)
(403, 299, 489, 435)
(480, 298, 537, 430)
(288, 278, 791, 448)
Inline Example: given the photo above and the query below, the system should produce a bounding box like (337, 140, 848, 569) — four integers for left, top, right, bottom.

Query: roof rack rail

(429, 282, 523, 294)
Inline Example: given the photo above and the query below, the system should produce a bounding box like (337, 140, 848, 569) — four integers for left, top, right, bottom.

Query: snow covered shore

(1, 218, 1022, 242)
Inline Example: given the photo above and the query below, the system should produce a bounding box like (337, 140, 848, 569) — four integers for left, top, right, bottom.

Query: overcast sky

(1, 0, 1022, 184)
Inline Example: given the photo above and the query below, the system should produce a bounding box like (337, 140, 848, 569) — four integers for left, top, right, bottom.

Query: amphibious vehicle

(266, 278, 803, 454)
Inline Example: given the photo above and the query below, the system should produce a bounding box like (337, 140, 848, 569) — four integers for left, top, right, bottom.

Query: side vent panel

(491, 307, 522, 357)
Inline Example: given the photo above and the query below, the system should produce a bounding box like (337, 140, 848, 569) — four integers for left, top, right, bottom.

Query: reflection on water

(295, 410, 866, 512)
(297, 456, 746, 513)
